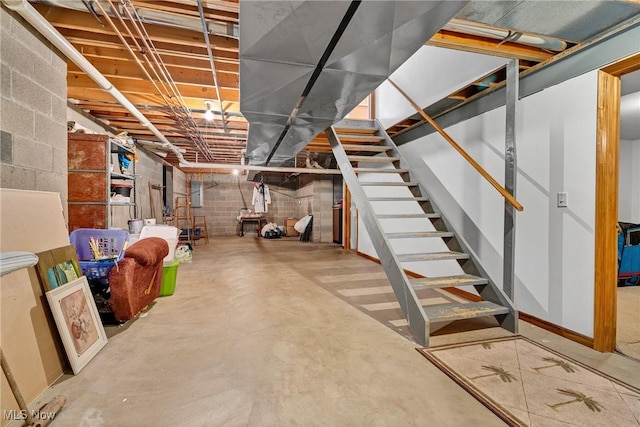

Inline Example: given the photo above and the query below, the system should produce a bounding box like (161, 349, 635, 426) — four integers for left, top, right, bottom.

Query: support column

(503, 59, 519, 300)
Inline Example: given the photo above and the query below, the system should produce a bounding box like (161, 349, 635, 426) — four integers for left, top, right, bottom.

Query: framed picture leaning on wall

(46, 276, 107, 374)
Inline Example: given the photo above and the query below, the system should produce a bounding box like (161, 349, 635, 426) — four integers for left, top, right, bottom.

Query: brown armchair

(108, 237, 169, 322)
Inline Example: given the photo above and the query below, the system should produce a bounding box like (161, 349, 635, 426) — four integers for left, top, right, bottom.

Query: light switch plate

(557, 192, 568, 208)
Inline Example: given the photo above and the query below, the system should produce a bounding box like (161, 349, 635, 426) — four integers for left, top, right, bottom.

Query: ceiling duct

(239, 0, 468, 166)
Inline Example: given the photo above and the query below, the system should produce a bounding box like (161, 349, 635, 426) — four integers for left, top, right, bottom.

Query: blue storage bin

(618, 226, 640, 285)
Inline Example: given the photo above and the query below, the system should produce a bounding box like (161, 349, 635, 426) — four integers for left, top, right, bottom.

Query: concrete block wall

(171, 166, 187, 212)
(296, 176, 314, 218)
(110, 147, 164, 229)
(133, 148, 164, 221)
(197, 173, 297, 236)
(313, 177, 334, 243)
(1, 6, 68, 215)
(295, 175, 334, 243)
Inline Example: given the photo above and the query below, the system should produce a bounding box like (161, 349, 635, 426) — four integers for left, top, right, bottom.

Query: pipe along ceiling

(239, 0, 469, 166)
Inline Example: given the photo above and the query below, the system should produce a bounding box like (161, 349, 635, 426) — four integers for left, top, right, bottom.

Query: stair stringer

(374, 119, 518, 334)
(326, 126, 431, 346)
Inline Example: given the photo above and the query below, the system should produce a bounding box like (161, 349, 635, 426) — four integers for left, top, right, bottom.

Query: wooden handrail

(388, 79, 524, 212)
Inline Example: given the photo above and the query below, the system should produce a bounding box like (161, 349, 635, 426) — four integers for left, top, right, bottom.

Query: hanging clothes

(252, 182, 271, 213)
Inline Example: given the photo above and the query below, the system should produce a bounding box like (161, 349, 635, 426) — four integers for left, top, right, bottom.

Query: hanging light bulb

(204, 100, 214, 121)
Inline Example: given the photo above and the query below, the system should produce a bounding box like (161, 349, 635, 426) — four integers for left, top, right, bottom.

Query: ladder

(192, 215, 209, 245)
(174, 196, 193, 245)
(326, 119, 517, 347)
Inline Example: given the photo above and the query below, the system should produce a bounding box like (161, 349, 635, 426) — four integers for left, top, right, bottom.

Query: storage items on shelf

(68, 133, 137, 231)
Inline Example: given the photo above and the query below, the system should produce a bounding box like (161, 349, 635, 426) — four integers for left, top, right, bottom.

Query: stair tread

(423, 301, 509, 322)
(348, 155, 399, 162)
(410, 274, 488, 290)
(334, 127, 378, 135)
(360, 182, 418, 187)
(337, 135, 385, 143)
(377, 213, 440, 219)
(368, 197, 427, 202)
(397, 251, 469, 262)
(386, 231, 453, 238)
(342, 144, 391, 152)
(354, 168, 408, 173)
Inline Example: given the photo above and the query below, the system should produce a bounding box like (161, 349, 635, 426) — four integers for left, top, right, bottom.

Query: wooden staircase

(326, 119, 517, 347)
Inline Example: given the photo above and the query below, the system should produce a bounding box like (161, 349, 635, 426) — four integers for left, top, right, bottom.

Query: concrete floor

(618, 285, 640, 360)
(29, 237, 640, 426)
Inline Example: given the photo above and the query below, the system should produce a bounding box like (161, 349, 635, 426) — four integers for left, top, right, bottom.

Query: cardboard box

(285, 218, 298, 236)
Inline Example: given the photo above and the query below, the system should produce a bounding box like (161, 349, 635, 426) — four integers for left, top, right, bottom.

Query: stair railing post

(504, 59, 519, 301)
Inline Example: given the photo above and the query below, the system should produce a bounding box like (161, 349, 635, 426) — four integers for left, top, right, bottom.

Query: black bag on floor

(264, 229, 282, 239)
(300, 215, 313, 243)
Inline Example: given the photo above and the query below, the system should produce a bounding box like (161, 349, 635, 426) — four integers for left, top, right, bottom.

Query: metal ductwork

(239, 0, 468, 166)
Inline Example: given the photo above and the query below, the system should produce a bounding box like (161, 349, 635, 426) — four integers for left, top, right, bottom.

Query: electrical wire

(125, 3, 214, 160)
(96, 0, 215, 161)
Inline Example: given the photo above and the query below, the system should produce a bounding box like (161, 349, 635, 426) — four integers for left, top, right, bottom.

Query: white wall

(371, 68, 599, 337)
(619, 139, 640, 224)
(375, 46, 508, 129)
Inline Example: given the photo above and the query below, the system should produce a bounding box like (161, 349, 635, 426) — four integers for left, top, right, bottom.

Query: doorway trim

(594, 53, 640, 352)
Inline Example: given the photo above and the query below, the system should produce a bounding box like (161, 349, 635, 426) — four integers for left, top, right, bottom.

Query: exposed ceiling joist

(34, 5, 239, 51)
(68, 73, 239, 103)
(67, 57, 238, 88)
(72, 44, 239, 71)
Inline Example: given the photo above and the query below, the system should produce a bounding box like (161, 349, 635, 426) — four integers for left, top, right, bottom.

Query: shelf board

(110, 172, 135, 180)
(110, 140, 135, 154)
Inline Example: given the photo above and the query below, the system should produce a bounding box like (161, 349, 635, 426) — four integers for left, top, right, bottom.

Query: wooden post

(593, 71, 621, 352)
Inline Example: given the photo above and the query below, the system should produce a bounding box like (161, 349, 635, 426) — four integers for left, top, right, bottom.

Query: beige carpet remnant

(418, 336, 640, 426)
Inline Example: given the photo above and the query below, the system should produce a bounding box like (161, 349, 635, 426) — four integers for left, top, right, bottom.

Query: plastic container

(69, 228, 130, 281)
(128, 218, 143, 234)
(111, 183, 133, 197)
(139, 225, 179, 263)
(159, 259, 180, 296)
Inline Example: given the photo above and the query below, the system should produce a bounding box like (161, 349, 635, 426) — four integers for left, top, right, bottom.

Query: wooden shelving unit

(67, 133, 136, 231)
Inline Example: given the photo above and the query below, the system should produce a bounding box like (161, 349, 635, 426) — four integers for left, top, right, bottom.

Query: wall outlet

(557, 192, 568, 208)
